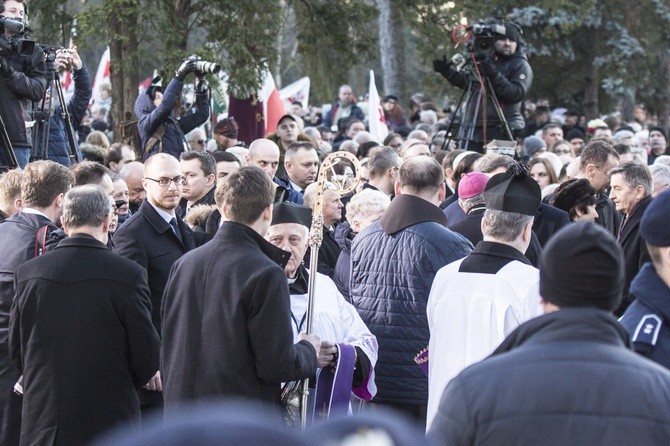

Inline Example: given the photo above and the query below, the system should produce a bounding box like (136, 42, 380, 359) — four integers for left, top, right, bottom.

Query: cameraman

(0, 0, 47, 168)
(434, 23, 532, 154)
(43, 45, 91, 166)
(134, 55, 210, 161)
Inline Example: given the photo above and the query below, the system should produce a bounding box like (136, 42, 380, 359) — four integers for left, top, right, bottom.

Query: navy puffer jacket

(350, 195, 472, 405)
(134, 78, 209, 160)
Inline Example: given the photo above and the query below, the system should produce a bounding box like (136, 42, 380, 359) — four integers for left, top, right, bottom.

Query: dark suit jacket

(616, 195, 653, 315)
(161, 222, 316, 409)
(113, 200, 196, 334)
(533, 203, 570, 247)
(9, 234, 160, 446)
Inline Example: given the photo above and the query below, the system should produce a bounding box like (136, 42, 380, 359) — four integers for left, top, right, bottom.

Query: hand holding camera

(175, 55, 199, 81)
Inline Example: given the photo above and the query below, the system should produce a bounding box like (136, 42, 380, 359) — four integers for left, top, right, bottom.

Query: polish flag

(259, 70, 285, 135)
(91, 46, 111, 103)
(367, 70, 388, 143)
(59, 38, 75, 102)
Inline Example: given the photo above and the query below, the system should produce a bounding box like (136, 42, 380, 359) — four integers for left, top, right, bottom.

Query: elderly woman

(552, 178, 598, 222)
(333, 189, 391, 301)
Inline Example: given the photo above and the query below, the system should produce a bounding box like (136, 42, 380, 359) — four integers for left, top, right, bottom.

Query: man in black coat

(0, 160, 74, 445)
(609, 161, 654, 315)
(428, 222, 670, 445)
(161, 166, 320, 411)
(113, 153, 196, 412)
(9, 185, 161, 446)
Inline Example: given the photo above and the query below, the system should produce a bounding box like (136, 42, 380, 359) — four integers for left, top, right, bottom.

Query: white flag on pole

(367, 70, 388, 144)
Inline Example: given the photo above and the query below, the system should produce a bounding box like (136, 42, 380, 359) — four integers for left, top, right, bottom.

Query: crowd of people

(2, 2, 670, 444)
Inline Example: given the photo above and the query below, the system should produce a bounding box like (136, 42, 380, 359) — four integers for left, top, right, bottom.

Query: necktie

(169, 217, 182, 242)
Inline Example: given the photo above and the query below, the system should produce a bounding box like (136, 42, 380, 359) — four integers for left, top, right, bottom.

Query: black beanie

(540, 222, 625, 311)
(649, 126, 668, 141)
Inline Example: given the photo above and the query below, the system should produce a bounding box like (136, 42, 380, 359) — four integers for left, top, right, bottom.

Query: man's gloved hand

(0, 56, 15, 78)
(433, 55, 452, 77)
(478, 59, 497, 79)
(175, 55, 199, 81)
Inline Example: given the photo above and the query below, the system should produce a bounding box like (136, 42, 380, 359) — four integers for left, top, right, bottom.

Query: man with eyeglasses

(113, 153, 197, 419)
(186, 128, 207, 152)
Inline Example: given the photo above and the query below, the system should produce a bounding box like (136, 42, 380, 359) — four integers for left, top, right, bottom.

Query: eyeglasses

(145, 176, 185, 187)
(192, 139, 207, 145)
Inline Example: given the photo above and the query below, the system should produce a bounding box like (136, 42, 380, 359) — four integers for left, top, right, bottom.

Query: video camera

(466, 23, 507, 58)
(0, 17, 35, 56)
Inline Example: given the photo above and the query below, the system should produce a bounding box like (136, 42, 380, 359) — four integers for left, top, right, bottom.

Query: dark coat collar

(288, 264, 309, 295)
(472, 240, 530, 265)
(619, 195, 652, 240)
(216, 221, 291, 268)
(380, 194, 447, 235)
(492, 307, 632, 357)
(55, 233, 109, 250)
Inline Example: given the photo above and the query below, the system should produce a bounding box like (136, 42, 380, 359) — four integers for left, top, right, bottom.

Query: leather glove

(433, 55, 452, 77)
(478, 59, 497, 79)
(0, 57, 14, 78)
(175, 55, 198, 81)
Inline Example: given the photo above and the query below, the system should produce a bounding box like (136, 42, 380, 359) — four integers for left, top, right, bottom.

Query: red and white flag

(367, 70, 388, 143)
(279, 76, 310, 111)
(91, 46, 111, 103)
(259, 70, 286, 135)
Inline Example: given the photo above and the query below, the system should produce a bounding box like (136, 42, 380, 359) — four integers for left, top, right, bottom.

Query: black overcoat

(9, 234, 160, 446)
(161, 221, 317, 409)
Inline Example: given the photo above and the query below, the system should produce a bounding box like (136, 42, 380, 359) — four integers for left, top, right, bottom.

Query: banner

(91, 46, 111, 104)
(367, 70, 388, 144)
(279, 76, 310, 111)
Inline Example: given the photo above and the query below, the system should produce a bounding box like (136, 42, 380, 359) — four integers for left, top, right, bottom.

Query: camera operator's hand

(478, 59, 498, 79)
(433, 54, 452, 77)
(175, 55, 198, 82)
(0, 56, 15, 78)
(69, 45, 83, 70)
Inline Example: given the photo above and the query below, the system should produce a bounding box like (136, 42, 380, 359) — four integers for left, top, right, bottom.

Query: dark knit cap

(565, 127, 585, 141)
(641, 189, 670, 246)
(649, 126, 668, 141)
(540, 222, 625, 311)
(215, 117, 238, 139)
(484, 163, 541, 216)
(271, 202, 312, 228)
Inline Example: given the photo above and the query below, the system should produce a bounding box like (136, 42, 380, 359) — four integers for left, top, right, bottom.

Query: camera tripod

(444, 58, 514, 153)
(31, 68, 79, 163)
(0, 102, 18, 171)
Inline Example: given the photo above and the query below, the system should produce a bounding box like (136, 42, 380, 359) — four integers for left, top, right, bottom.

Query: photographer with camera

(134, 55, 214, 161)
(0, 0, 47, 168)
(434, 22, 532, 154)
(39, 45, 91, 166)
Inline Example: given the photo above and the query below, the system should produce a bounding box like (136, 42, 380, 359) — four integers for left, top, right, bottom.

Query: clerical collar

(288, 264, 309, 295)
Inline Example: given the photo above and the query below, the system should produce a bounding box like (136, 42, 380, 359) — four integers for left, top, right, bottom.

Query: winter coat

(616, 195, 652, 315)
(323, 102, 366, 130)
(9, 235, 160, 446)
(350, 194, 472, 405)
(134, 78, 209, 160)
(428, 308, 670, 445)
(0, 37, 47, 148)
(333, 221, 355, 301)
(441, 47, 532, 137)
(47, 65, 91, 166)
(160, 222, 317, 409)
(620, 262, 670, 370)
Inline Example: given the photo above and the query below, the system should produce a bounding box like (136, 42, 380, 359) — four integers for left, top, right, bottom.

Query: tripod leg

(485, 77, 514, 141)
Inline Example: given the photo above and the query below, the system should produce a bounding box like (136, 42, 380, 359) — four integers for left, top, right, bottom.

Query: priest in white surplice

(426, 164, 544, 430)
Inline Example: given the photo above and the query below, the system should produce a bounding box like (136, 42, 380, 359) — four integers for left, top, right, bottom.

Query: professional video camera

(465, 23, 507, 58)
(0, 17, 35, 56)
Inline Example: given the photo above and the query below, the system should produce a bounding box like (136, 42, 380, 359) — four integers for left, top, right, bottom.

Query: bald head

(396, 156, 446, 205)
(119, 161, 146, 208)
(247, 139, 281, 178)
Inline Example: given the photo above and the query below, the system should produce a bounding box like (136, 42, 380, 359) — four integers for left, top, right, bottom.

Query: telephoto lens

(194, 60, 221, 74)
